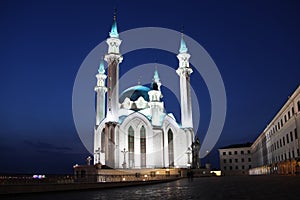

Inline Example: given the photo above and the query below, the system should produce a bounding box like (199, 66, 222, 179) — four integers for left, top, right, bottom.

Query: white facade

(250, 85, 300, 175)
(93, 17, 195, 169)
(219, 144, 252, 175)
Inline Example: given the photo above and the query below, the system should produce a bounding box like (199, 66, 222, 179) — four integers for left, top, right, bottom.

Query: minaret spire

(94, 58, 107, 125)
(109, 8, 119, 38)
(176, 32, 193, 128)
(104, 11, 123, 122)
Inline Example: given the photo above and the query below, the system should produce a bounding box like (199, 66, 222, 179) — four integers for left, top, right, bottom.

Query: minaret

(148, 69, 164, 126)
(94, 60, 107, 125)
(104, 13, 123, 122)
(176, 33, 193, 128)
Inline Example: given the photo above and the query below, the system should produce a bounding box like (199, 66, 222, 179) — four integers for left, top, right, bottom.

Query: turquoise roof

(98, 60, 105, 74)
(153, 69, 160, 81)
(119, 85, 150, 103)
(179, 35, 188, 53)
(109, 19, 119, 38)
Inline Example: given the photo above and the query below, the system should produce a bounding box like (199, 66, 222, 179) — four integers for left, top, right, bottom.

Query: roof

(219, 142, 252, 149)
(119, 85, 150, 102)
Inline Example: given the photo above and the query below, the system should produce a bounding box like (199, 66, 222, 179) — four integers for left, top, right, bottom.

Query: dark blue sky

(0, 0, 299, 174)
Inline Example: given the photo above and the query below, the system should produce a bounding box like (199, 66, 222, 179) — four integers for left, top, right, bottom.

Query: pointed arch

(140, 125, 146, 168)
(128, 126, 134, 168)
(168, 129, 174, 167)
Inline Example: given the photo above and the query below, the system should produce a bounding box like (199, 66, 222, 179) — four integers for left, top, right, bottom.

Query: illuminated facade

(93, 16, 195, 169)
(250, 85, 300, 175)
(219, 143, 252, 175)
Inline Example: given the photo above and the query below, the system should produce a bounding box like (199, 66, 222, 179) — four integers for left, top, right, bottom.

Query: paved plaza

(3, 175, 300, 200)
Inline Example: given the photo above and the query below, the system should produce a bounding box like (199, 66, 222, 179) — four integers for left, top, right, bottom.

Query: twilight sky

(0, 0, 299, 174)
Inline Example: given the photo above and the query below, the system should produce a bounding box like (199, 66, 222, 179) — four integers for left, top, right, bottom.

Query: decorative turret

(94, 60, 107, 125)
(148, 69, 164, 126)
(176, 33, 193, 128)
(104, 13, 123, 122)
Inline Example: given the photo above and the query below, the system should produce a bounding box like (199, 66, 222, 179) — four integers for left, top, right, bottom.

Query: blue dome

(119, 85, 150, 102)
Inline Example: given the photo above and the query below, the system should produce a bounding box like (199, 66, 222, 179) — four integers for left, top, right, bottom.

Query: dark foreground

(2, 175, 300, 200)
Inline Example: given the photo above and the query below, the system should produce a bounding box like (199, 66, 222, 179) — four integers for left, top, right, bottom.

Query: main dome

(119, 85, 150, 103)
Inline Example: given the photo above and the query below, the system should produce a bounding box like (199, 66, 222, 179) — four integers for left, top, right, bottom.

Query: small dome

(119, 85, 150, 103)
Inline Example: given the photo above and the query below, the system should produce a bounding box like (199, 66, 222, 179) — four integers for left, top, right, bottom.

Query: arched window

(140, 126, 146, 168)
(168, 129, 174, 167)
(101, 129, 105, 152)
(128, 126, 134, 168)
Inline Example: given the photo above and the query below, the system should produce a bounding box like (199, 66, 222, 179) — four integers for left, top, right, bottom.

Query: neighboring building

(93, 15, 198, 169)
(250, 85, 300, 175)
(219, 143, 252, 175)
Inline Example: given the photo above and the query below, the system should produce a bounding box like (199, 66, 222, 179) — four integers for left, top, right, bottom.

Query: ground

(3, 176, 300, 199)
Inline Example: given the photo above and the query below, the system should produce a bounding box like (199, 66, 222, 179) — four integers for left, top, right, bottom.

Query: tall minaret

(104, 13, 123, 122)
(176, 33, 193, 128)
(94, 60, 107, 125)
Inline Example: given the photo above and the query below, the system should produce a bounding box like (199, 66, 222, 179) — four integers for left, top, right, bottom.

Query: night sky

(0, 0, 299, 174)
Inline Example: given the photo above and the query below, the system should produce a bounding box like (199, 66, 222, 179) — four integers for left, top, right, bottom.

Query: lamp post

(86, 156, 92, 166)
(121, 148, 128, 169)
(95, 148, 101, 164)
(186, 147, 192, 168)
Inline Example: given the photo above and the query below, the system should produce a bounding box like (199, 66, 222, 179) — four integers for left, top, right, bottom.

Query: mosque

(93, 15, 199, 170)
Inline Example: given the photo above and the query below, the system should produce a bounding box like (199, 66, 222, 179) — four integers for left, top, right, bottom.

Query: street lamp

(186, 147, 192, 168)
(95, 147, 101, 164)
(121, 148, 128, 169)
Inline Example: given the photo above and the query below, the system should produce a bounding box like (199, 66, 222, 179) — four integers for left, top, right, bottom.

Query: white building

(93, 16, 196, 169)
(250, 85, 300, 175)
(219, 143, 252, 175)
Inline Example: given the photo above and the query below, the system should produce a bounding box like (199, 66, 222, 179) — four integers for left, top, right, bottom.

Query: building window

(283, 137, 285, 145)
(168, 129, 174, 167)
(289, 152, 291, 159)
(235, 166, 238, 170)
(241, 158, 244, 162)
(241, 150, 244, 154)
(288, 111, 291, 119)
(140, 126, 146, 168)
(280, 139, 282, 147)
(290, 131, 293, 142)
(298, 101, 300, 112)
(229, 159, 232, 163)
(286, 134, 289, 144)
(234, 151, 237, 155)
(281, 119, 283, 127)
(248, 165, 251, 169)
(292, 150, 295, 158)
(248, 158, 251, 162)
(284, 153, 287, 160)
(229, 166, 232, 170)
(292, 107, 295, 115)
(242, 165, 245, 169)
(224, 166, 227, 170)
(277, 141, 279, 149)
(295, 128, 298, 140)
(278, 122, 280, 129)
(235, 159, 238, 163)
(223, 152, 226, 155)
(229, 151, 232, 155)
(223, 159, 226, 163)
(128, 126, 134, 168)
(284, 115, 287, 122)
(297, 149, 300, 157)
(248, 150, 251, 154)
